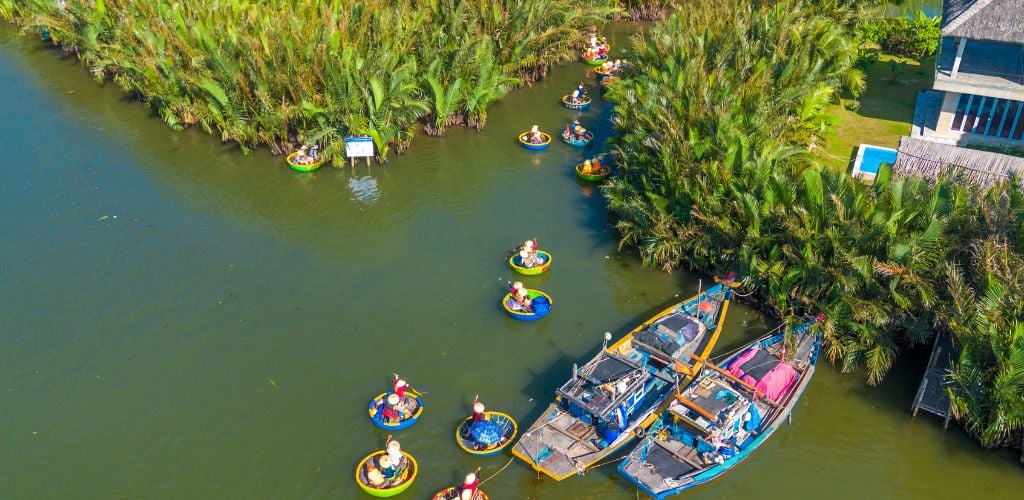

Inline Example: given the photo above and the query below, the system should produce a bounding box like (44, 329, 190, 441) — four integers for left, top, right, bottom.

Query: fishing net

(469, 420, 503, 445)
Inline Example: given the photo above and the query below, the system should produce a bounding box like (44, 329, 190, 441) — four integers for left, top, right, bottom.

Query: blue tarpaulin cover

(470, 420, 503, 445)
(531, 296, 551, 316)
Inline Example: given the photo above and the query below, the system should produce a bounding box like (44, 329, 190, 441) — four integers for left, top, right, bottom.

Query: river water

(1, 21, 1020, 499)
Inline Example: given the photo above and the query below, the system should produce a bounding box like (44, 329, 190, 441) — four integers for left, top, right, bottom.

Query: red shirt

(462, 478, 479, 495)
(393, 380, 407, 398)
(473, 410, 485, 422)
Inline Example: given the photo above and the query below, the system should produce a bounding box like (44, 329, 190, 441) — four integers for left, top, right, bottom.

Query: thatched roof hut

(942, 0, 1024, 44)
(892, 136, 1024, 188)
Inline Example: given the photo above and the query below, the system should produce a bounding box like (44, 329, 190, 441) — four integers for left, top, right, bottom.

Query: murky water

(1, 20, 1020, 499)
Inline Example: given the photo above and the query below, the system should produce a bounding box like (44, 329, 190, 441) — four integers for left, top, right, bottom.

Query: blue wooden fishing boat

(511, 282, 734, 480)
(617, 318, 822, 498)
(367, 391, 425, 430)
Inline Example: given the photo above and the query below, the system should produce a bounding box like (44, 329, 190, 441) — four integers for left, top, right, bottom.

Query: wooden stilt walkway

(911, 331, 956, 427)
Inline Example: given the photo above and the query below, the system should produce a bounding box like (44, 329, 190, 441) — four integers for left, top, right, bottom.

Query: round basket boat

(509, 250, 552, 276)
(518, 132, 552, 150)
(501, 289, 552, 321)
(455, 411, 519, 456)
(367, 392, 424, 431)
(594, 65, 617, 78)
(575, 163, 611, 182)
(286, 152, 323, 172)
(432, 487, 490, 500)
(561, 94, 591, 110)
(561, 131, 593, 147)
(355, 450, 418, 497)
(584, 53, 609, 66)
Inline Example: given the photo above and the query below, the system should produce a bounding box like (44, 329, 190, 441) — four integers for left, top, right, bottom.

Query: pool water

(855, 144, 899, 176)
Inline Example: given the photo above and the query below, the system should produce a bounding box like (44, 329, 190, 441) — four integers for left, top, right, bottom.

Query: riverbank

(1, 0, 616, 163)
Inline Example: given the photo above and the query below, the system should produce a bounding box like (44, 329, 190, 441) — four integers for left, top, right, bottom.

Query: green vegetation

(604, 0, 1024, 449)
(824, 52, 933, 169)
(2, 0, 617, 162)
(861, 10, 941, 58)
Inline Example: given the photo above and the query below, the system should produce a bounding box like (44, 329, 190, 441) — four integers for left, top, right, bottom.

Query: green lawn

(822, 52, 935, 170)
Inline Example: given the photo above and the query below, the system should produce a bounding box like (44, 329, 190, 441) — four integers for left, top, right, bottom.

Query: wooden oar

(674, 394, 717, 421)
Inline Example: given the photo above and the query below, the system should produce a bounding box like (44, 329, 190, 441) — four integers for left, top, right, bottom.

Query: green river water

(1, 21, 1021, 499)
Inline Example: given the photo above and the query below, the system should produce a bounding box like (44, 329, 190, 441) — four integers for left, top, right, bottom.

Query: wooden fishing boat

(509, 250, 552, 276)
(511, 282, 733, 481)
(561, 130, 593, 147)
(575, 163, 611, 182)
(355, 450, 418, 497)
(367, 391, 424, 430)
(286, 152, 322, 172)
(561, 94, 592, 110)
(519, 131, 552, 150)
(432, 487, 490, 500)
(455, 411, 519, 456)
(617, 319, 822, 499)
(501, 289, 552, 321)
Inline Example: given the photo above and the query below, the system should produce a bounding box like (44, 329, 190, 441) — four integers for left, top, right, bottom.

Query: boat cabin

(558, 351, 655, 435)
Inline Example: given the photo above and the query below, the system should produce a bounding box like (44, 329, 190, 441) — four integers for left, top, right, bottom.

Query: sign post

(345, 136, 374, 167)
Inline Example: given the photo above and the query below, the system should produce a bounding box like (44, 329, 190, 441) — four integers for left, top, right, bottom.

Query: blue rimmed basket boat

(561, 130, 593, 147)
(562, 94, 591, 110)
(518, 132, 552, 150)
(367, 391, 424, 430)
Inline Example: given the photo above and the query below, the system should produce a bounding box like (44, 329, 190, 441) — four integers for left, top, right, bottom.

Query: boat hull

(519, 132, 552, 150)
(455, 411, 518, 456)
(561, 132, 593, 147)
(367, 392, 424, 430)
(286, 152, 323, 172)
(617, 323, 822, 499)
(509, 251, 552, 275)
(501, 289, 552, 321)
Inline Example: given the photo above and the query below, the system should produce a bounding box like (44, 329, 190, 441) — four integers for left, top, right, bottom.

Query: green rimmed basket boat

(509, 250, 551, 275)
(355, 450, 418, 497)
(575, 163, 611, 182)
(286, 152, 323, 172)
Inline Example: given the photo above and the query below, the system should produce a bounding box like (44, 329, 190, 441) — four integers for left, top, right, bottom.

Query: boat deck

(513, 405, 602, 479)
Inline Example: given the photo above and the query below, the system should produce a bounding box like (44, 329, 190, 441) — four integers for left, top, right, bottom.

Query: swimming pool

(851, 144, 898, 181)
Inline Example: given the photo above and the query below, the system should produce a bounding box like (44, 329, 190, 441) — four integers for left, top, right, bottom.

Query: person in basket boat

(569, 89, 584, 105)
(509, 280, 524, 297)
(461, 470, 480, 497)
(527, 125, 545, 144)
(381, 393, 405, 424)
(576, 81, 586, 99)
(472, 396, 487, 422)
(463, 396, 510, 452)
(564, 120, 589, 141)
(519, 238, 545, 267)
(385, 436, 403, 466)
(509, 285, 532, 313)
(292, 145, 318, 165)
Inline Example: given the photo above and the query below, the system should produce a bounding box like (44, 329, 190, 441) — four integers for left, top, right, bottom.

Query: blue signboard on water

(344, 136, 374, 158)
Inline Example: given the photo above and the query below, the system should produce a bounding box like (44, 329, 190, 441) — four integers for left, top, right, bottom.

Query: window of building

(950, 93, 1024, 141)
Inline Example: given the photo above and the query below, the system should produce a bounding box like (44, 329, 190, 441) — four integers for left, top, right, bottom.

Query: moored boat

(286, 152, 323, 172)
(355, 450, 418, 497)
(575, 163, 611, 182)
(562, 94, 592, 110)
(432, 487, 490, 500)
(509, 250, 552, 275)
(519, 131, 552, 150)
(501, 289, 552, 321)
(367, 391, 424, 430)
(455, 411, 519, 456)
(511, 282, 734, 481)
(617, 318, 822, 498)
(561, 130, 593, 147)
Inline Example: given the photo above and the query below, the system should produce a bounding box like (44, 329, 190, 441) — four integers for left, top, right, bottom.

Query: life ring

(634, 426, 646, 439)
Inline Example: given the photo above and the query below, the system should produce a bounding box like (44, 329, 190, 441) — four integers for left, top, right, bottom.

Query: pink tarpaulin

(727, 349, 797, 402)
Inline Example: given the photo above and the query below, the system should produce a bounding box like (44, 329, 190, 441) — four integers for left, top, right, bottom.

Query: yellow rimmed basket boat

(509, 250, 552, 275)
(518, 131, 552, 150)
(355, 450, 418, 497)
(455, 411, 518, 456)
(501, 289, 552, 321)
(432, 487, 490, 500)
(286, 152, 322, 172)
(575, 163, 611, 182)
